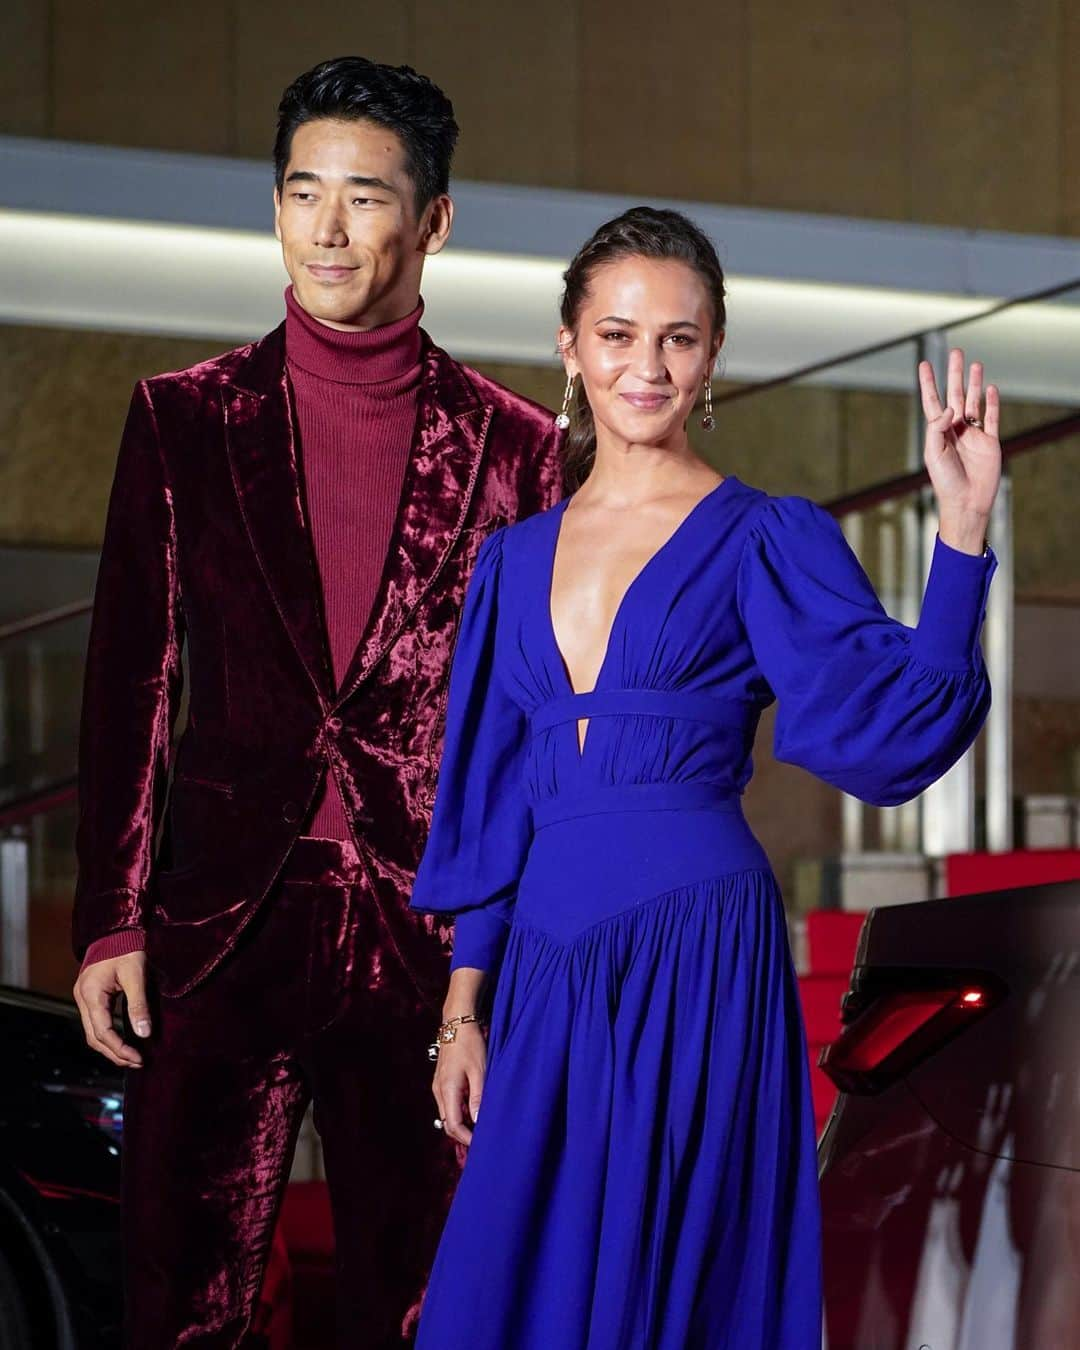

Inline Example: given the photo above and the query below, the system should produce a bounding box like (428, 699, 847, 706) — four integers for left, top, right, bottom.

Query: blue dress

(409, 473, 997, 1349)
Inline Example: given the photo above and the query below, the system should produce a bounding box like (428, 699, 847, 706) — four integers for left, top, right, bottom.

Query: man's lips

(306, 263, 358, 280)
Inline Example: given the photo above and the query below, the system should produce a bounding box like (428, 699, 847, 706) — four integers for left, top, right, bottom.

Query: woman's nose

(630, 343, 667, 382)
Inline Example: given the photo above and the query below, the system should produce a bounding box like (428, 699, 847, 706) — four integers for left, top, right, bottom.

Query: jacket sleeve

(72, 380, 185, 959)
(409, 528, 532, 979)
(735, 495, 997, 808)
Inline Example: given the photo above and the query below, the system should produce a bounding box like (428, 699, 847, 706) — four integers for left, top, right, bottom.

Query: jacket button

(326, 716, 343, 733)
(282, 801, 300, 822)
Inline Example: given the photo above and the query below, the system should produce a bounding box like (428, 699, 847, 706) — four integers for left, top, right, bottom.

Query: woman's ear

(556, 327, 578, 378)
(711, 327, 726, 361)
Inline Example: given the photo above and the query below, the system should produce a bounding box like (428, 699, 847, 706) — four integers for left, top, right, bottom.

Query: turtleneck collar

(284, 283, 424, 388)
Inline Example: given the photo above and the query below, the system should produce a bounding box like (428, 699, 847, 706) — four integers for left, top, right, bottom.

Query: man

(71, 56, 563, 1348)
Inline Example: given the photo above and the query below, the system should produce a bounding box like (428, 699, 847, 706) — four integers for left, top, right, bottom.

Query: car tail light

(819, 971, 1005, 1095)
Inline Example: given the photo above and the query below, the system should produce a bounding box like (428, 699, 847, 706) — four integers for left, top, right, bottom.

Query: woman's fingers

(918, 360, 944, 420)
(441, 1069, 473, 1145)
(985, 384, 1000, 439)
(965, 360, 984, 425)
(946, 346, 966, 417)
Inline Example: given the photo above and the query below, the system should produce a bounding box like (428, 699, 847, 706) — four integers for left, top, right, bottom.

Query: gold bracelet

(427, 1013, 486, 1062)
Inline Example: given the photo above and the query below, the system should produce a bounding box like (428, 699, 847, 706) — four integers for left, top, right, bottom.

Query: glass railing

(708, 276, 1080, 908)
(0, 604, 89, 995)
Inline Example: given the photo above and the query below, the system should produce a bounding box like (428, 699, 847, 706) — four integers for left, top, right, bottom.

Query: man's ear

(421, 193, 454, 256)
(273, 186, 282, 243)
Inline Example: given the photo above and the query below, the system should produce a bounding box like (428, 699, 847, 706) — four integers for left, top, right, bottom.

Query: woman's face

(560, 255, 722, 449)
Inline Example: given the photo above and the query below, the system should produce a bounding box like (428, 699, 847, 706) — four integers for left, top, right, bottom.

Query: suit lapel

(334, 337, 492, 706)
(223, 324, 334, 705)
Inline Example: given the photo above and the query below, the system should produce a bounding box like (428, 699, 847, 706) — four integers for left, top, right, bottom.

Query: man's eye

(293, 193, 316, 202)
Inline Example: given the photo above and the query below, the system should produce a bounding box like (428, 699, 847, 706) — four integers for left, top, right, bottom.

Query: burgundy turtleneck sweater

(284, 283, 423, 837)
(81, 285, 423, 967)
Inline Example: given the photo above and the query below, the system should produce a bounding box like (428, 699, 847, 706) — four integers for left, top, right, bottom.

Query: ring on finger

(965, 415, 984, 428)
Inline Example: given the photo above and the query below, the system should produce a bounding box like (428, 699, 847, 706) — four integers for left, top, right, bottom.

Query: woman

(409, 206, 1000, 1348)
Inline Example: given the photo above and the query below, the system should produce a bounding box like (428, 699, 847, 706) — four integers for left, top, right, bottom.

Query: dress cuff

(910, 533, 998, 672)
(80, 926, 147, 969)
(449, 908, 511, 977)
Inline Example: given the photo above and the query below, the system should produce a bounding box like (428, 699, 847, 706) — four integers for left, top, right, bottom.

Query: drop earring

(555, 373, 574, 430)
(701, 376, 715, 431)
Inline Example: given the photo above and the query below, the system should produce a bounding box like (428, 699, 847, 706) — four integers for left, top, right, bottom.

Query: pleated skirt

(416, 801, 823, 1349)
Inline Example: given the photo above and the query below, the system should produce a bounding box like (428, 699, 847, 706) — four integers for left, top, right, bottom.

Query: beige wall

(2, 0, 1077, 236)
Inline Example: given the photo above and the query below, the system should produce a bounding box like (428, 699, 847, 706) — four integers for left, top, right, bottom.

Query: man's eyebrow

(283, 170, 399, 194)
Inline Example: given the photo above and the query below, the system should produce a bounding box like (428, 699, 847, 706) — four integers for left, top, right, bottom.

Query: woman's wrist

(937, 509, 990, 557)
(443, 966, 488, 1019)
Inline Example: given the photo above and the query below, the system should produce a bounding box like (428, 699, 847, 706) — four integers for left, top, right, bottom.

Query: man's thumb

(118, 966, 152, 1038)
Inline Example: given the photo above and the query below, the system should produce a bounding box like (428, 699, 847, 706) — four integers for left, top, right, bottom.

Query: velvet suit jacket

(72, 320, 565, 1001)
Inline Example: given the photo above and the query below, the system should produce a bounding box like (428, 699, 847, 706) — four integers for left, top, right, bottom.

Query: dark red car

(818, 879, 1080, 1349)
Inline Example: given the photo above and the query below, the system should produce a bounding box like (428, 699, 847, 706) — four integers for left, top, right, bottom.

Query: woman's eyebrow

(593, 316, 701, 331)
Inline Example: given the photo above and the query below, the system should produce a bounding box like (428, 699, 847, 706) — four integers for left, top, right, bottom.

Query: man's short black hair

(274, 56, 459, 213)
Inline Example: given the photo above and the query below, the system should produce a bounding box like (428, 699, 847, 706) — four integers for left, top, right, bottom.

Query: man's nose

(312, 203, 349, 248)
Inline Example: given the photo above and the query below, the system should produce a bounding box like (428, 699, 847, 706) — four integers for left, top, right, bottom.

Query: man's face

(274, 117, 452, 330)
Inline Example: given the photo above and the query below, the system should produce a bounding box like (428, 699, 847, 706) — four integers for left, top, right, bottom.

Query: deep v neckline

(545, 475, 740, 730)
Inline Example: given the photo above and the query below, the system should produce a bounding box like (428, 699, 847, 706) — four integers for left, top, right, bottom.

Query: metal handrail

(0, 776, 77, 829)
(0, 599, 92, 643)
(716, 272, 1080, 406)
(824, 410, 1080, 517)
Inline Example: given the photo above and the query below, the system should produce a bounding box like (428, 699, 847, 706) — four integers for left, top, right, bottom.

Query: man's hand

(73, 951, 152, 1069)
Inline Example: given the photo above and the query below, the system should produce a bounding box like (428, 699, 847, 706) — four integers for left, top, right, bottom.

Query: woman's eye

(600, 331, 629, 342)
(666, 334, 694, 346)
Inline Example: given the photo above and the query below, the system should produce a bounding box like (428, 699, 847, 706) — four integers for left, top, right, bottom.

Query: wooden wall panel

(52, 1, 231, 153)
(909, 0, 1060, 233)
(1062, 0, 1080, 235)
(0, 0, 50, 135)
(747, 1, 909, 221)
(233, 4, 411, 161)
(414, 1, 581, 187)
(580, 0, 749, 203)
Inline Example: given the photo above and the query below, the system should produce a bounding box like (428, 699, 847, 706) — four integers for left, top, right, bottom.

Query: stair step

(805, 910, 865, 975)
(797, 973, 848, 1044)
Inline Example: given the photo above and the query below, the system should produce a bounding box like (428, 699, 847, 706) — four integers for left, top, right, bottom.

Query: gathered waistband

(530, 688, 748, 737)
(532, 780, 743, 829)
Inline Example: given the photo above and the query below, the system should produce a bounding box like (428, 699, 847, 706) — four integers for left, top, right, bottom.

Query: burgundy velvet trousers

(121, 837, 459, 1349)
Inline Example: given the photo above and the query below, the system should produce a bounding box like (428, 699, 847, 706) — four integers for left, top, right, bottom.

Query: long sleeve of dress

(409, 528, 532, 978)
(735, 495, 998, 808)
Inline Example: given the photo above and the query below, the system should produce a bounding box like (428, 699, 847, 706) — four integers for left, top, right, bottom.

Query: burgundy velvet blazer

(72, 320, 565, 1001)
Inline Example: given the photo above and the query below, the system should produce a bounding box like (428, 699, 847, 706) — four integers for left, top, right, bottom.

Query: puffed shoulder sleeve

(409, 528, 532, 978)
(735, 495, 998, 807)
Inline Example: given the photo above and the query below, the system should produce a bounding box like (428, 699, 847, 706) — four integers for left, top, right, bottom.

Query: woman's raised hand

(918, 348, 1001, 545)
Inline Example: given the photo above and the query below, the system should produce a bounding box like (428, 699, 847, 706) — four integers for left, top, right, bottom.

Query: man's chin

(291, 279, 373, 330)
